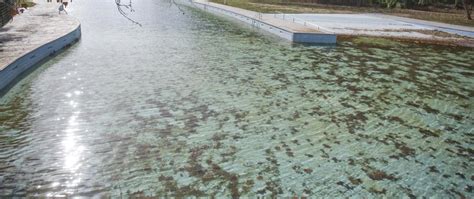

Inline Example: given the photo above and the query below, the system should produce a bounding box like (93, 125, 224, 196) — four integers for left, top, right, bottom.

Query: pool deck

(370, 13, 474, 38)
(196, 1, 474, 46)
(0, 0, 81, 93)
(267, 13, 474, 44)
(197, 1, 318, 33)
(0, 0, 80, 71)
(192, 0, 337, 44)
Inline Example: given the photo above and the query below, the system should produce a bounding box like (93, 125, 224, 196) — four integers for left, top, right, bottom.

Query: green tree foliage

(350, 0, 463, 8)
(381, 0, 398, 8)
(378, 0, 472, 19)
(287, 0, 472, 19)
(1, 0, 15, 27)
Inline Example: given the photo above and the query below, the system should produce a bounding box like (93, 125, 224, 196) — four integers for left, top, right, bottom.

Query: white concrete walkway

(195, 1, 323, 33)
(203, 1, 474, 46)
(0, 0, 80, 70)
(370, 14, 474, 38)
(270, 14, 474, 46)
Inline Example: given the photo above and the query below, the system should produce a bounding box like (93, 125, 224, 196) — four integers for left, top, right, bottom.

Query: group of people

(46, 0, 72, 14)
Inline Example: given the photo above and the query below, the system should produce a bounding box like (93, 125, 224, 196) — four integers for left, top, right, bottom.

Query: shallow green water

(0, 0, 473, 197)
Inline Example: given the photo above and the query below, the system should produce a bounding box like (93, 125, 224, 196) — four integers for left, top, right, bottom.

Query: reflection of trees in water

(115, 0, 186, 27)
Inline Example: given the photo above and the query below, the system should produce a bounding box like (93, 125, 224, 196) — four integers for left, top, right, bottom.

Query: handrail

(273, 11, 285, 20)
(196, 1, 335, 34)
(273, 12, 335, 34)
(198, 2, 289, 33)
(290, 15, 335, 34)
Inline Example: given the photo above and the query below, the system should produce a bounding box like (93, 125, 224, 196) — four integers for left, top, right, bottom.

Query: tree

(1, 0, 13, 27)
(115, 0, 142, 26)
(382, 0, 398, 8)
(463, 0, 472, 19)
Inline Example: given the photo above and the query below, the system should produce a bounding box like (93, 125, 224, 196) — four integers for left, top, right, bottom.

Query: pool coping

(191, 0, 337, 44)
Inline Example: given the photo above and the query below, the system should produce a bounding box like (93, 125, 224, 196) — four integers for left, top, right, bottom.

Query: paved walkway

(274, 13, 430, 35)
(195, 1, 322, 33)
(202, 1, 474, 46)
(0, 0, 79, 71)
(274, 13, 474, 46)
(370, 14, 474, 38)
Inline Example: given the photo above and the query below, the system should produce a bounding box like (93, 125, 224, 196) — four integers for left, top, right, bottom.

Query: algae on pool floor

(0, 0, 473, 198)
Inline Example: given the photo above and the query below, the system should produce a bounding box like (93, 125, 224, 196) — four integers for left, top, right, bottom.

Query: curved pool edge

(0, 20, 82, 96)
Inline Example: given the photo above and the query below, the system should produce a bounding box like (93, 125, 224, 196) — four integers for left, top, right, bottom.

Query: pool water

(0, 0, 473, 197)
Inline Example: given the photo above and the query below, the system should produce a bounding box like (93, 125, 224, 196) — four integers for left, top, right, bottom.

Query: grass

(17, 0, 36, 8)
(210, 0, 474, 27)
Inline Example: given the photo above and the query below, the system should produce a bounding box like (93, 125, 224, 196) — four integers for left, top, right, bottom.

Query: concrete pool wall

(0, 25, 81, 93)
(191, 1, 337, 44)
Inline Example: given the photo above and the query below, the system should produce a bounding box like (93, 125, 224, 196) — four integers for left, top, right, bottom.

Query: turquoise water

(0, 0, 473, 197)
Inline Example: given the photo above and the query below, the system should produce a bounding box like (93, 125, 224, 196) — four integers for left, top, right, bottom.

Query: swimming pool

(0, 0, 473, 197)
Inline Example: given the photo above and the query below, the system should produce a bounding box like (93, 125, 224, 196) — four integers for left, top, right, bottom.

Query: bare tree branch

(115, 0, 142, 26)
(168, 0, 185, 15)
